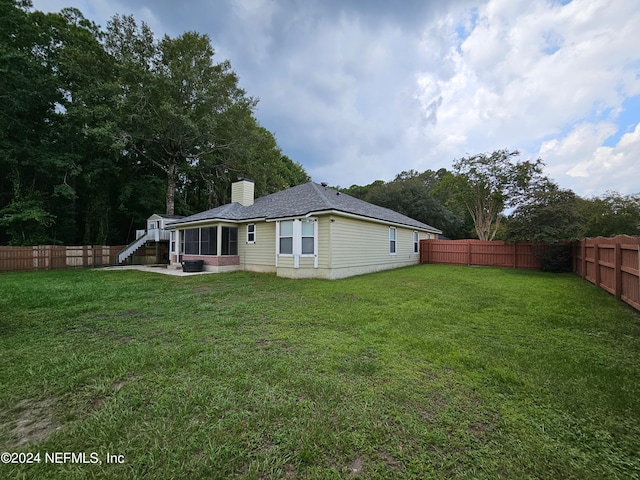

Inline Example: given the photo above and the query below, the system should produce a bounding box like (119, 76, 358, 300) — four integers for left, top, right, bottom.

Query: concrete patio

(100, 265, 215, 276)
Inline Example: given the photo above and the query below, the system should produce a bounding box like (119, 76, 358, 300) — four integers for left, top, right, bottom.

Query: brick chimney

(231, 178, 255, 206)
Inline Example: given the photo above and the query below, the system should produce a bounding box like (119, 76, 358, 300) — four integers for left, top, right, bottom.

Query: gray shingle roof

(170, 182, 442, 233)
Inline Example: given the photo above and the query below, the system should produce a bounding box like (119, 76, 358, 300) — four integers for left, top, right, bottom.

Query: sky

(31, 0, 640, 197)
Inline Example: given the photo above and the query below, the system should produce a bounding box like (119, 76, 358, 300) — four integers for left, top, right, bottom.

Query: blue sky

(32, 0, 640, 197)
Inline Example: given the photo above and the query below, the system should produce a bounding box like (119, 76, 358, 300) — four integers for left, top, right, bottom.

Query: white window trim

(293, 220, 301, 268)
(389, 227, 397, 255)
(277, 220, 294, 257)
(300, 219, 316, 257)
(299, 218, 318, 269)
(413, 231, 419, 254)
(247, 223, 256, 244)
(276, 218, 319, 268)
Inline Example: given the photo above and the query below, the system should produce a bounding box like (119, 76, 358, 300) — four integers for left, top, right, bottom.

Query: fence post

(614, 243, 622, 299)
(467, 240, 471, 266)
(581, 240, 586, 278)
(512, 243, 517, 268)
(594, 243, 601, 287)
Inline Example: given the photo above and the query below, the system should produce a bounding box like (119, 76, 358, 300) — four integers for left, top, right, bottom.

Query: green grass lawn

(0, 265, 639, 479)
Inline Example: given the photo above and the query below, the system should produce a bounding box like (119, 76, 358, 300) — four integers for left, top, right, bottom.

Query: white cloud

(412, 0, 640, 195)
(540, 122, 617, 177)
(542, 122, 640, 195)
(241, 10, 429, 185)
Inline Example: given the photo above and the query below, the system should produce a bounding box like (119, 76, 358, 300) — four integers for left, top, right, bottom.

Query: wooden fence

(419, 239, 550, 269)
(573, 235, 640, 312)
(0, 245, 125, 273)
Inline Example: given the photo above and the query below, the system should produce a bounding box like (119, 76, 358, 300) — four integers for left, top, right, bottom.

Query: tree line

(0, 0, 309, 246)
(2, 1, 638, 248)
(340, 149, 640, 244)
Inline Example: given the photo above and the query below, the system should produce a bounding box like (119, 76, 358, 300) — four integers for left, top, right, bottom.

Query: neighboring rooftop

(170, 182, 442, 232)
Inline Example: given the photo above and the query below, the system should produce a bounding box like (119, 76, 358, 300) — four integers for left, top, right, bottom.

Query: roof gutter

(266, 209, 442, 234)
(166, 217, 267, 230)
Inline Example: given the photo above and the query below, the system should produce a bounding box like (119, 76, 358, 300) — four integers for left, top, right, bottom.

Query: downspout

(293, 219, 300, 269)
(275, 221, 279, 268)
(175, 228, 181, 264)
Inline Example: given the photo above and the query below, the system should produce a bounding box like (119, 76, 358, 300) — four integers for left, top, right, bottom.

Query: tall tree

(580, 192, 640, 237)
(504, 186, 584, 272)
(0, 0, 60, 244)
(105, 17, 256, 216)
(45, 8, 123, 244)
(0, 1, 128, 245)
(445, 150, 549, 240)
(505, 186, 585, 243)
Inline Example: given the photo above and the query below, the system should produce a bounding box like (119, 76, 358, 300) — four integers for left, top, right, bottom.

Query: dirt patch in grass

(379, 450, 400, 470)
(91, 375, 137, 412)
(468, 422, 489, 436)
(421, 409, 437, 421)
(348, 456, 364, 474)
(112, 375, 136, 393)
(91, 396, 106, 411)
(284, 463, 297, 478)
(1, 397, 62, 448)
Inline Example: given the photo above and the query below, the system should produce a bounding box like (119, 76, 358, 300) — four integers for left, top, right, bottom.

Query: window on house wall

(301, 220, 314, 254)
(222, 227, 238, 255)
(200, 227, 217, 255)
(413, 231, 419, 253)
(279, 220, 293, 255)
(389, 227, 397, 254)
(184, 228, 200, 255)
(247, 224, 256, 243)
(277, 219, 317, 256)
(170, 231, 176, 253)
